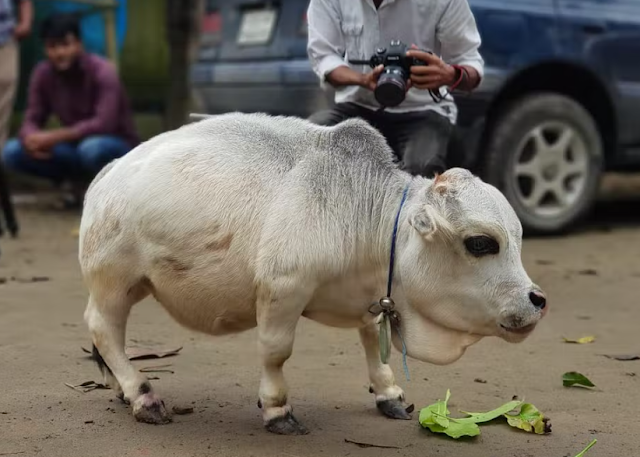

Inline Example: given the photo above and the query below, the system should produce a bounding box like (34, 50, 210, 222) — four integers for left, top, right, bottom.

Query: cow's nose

(529, 290, 546, 310)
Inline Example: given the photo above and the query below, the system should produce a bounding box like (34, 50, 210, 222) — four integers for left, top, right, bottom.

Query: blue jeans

(1, 135, 132, 184)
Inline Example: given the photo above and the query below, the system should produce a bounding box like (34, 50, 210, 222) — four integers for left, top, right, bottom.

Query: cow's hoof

(265, 412, 309, 435)
(377, 399, 414, 420)
(133, 394, 172, 425)
(116, 391, 130, 405)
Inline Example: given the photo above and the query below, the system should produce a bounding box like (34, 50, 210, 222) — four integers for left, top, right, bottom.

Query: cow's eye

(464, 236, 499, 257)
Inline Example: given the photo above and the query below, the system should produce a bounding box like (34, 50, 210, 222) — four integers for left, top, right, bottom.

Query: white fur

(79, 112, 546, 429)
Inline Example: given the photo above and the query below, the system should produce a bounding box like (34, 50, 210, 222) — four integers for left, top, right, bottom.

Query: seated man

(2, 13, 139, 206)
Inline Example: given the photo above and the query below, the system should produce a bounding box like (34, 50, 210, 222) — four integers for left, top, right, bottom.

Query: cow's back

(88, 111, 316, 199)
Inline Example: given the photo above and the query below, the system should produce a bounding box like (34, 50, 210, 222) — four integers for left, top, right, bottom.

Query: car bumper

(190, 59, 334, 118)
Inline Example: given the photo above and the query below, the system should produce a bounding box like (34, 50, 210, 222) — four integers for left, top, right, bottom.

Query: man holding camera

(306, 0, 484, 178)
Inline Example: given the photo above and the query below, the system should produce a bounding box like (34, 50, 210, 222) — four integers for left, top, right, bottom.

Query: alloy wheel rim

(511, 121, 590, 219)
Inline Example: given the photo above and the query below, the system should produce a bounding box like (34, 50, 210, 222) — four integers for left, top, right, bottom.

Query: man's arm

(13, 0, 33, 39)
(436, 0, 484, 91)
(306, 0, 378, 89)
(19, 64, 51, 141)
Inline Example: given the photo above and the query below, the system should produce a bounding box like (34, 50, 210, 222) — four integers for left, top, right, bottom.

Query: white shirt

(306, 0, 484, 123)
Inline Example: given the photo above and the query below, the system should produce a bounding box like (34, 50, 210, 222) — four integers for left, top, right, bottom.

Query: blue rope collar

(370, 183, 411, 381)
(387, 185, 410, 298)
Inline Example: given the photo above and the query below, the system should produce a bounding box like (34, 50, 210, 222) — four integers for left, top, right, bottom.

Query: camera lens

(374, 67, 407, 107)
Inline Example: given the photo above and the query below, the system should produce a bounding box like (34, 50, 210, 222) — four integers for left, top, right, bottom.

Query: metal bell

(379, 297, 395, 310)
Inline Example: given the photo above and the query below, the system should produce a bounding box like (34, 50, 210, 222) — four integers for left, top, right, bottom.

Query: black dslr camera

(349, 40, 436, 108)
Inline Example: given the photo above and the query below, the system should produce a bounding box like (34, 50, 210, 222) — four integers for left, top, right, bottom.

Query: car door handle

(582, 24, 606, 35)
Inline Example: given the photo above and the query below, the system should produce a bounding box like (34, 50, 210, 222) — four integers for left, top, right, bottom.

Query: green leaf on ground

(419, 391, 551, 439)
(419, 390, 480, 439)
(432, 420, 481, 439)
(458, 399, 523, 424)
(433, 389, 451, 428)
(574, 439, 597, 457)
(504, 403, 552, 434)
(563, 372, 596, 388)
(419, 389, 451, 429)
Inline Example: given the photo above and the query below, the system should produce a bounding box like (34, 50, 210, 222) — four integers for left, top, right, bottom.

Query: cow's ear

(408, 204, 438, 240)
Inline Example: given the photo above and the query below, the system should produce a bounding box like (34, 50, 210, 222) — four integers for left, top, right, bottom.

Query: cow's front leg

(359, 320, 412, 420)
(256, 279, 312, 435)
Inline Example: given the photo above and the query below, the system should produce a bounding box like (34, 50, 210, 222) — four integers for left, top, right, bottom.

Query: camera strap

(428, 64, 467, 104)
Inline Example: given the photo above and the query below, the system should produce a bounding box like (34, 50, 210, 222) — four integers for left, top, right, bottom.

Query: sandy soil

(1, 179, 639, 457)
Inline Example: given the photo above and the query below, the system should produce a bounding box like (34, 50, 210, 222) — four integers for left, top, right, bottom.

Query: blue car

(191, 0, 640, 235)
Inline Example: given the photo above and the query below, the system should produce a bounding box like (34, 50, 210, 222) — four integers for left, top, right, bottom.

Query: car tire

(481, 92, 604, 235)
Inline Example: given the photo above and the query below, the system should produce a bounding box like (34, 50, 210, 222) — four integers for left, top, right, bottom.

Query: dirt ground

(1, 176, 640, 457)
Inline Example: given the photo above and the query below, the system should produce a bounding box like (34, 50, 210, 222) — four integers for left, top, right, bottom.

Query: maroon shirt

(19, 52, 139, 147)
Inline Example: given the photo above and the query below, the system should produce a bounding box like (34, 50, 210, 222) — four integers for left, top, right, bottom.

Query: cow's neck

(371, 175, 422, 268)
(363, 175, 421, 311)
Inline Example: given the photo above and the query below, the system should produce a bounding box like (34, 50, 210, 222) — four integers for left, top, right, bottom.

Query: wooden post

(103, 6, 118, 68)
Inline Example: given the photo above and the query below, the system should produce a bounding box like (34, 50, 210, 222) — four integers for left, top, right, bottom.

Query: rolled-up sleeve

(306, 0, 347, 88)
(437, 0, 485, 80)
(71, 65, 121, 139)
(19, 63, 50, 140)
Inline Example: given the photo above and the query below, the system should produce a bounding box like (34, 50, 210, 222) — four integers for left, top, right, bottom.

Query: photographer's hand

(326, 65, 384, 90)
(406, 50, 458, 90)
(359, 65, 384, 91)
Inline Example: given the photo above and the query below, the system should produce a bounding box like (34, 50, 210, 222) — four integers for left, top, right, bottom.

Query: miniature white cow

(79, 112, 547, 435)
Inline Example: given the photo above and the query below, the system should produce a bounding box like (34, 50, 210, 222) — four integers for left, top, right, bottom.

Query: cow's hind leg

(84, 279, 171, 424)
(359, 321, 413, 420)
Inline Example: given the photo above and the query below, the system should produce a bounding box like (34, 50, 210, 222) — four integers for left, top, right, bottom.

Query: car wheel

(482, 93, 604, 235)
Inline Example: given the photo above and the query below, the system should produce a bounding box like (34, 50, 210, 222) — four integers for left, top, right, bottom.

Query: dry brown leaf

(125, 346, 183, 360)
(140, 364, 175, 374)
(172, 406, 194, 415)
(603, 354, 640, 361)
(81, 346, 183, 360)
(65, 381, 109, 393)
(563, 336, 596, 344)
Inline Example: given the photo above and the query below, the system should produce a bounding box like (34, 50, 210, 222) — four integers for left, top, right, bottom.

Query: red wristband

(449, 64, 466, 91)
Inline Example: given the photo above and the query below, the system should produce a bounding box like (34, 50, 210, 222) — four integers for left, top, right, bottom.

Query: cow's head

(394, 168, 547, 365)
